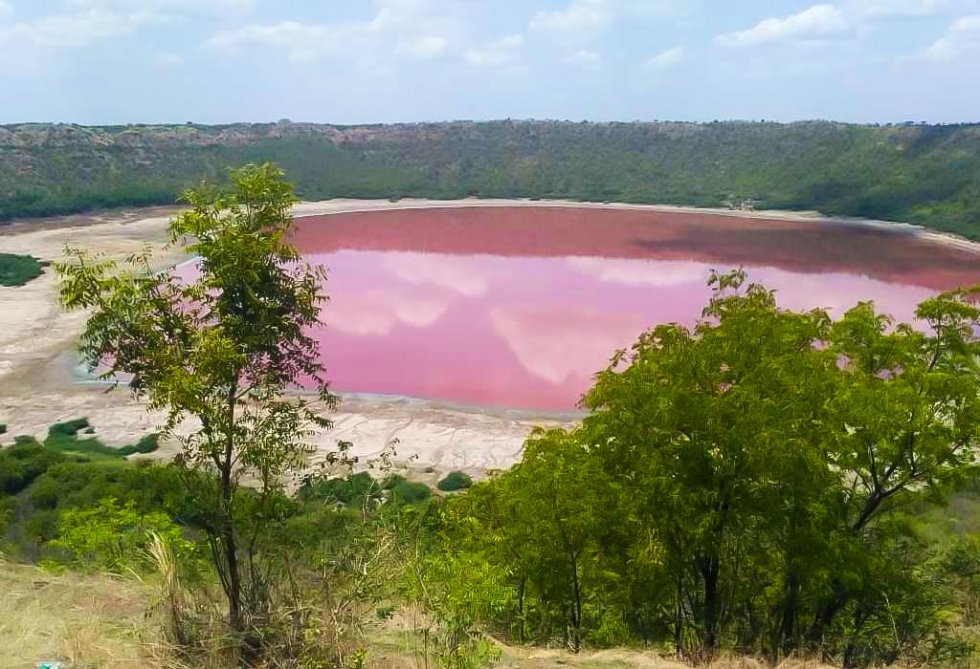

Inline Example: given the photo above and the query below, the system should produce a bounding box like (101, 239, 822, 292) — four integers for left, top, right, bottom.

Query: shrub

(437, 471, 473, 492)
(383, 475, 432, 506)
(43, 418, 160, 459)
(51, 497, 191, 572)
(0, 441, 66, 495)
(0, 253, 44, 287)
(117, 433, 161, 456)
(297, 471, 378, 506)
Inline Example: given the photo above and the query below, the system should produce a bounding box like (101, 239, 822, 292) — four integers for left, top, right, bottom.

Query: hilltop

(3, 120, 980, 238)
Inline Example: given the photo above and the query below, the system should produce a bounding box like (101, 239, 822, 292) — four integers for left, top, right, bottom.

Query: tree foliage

(444, 271, 980, 666)
(56, 162, 334, 641)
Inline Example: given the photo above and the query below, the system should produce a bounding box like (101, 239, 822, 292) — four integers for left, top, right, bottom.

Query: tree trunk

(806, 584, 846, 651)
(674, 571, 684, 656)
(222, 468, 243, 632)
(517, 576, 527, 643)
(701, 556, 721, 653)
(779, 568, 800, 657)
(569, 553, 583, 653)
(221, 383, 244, 635)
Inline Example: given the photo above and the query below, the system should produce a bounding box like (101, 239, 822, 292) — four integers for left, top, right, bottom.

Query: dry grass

(365, 624, 841, 669)
(499, 650, 836, 669)
(0, 559, 843, 669)
(0, 559, 151, 669)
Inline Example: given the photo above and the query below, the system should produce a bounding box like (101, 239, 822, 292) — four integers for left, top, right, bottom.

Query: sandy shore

(1, 198, 977, 477)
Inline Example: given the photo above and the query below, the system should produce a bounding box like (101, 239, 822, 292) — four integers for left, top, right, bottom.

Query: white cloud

(644, 45, 684, 69)
(849, 0, 945, 18)
(0, 0, 253, 51)
(563, 49, 601, 66)
(716, 4, 851, 47)
(530, 0, 689, 35)
(396, 34, 447, 59)
(382, 252, 490, 297)
(566, 257, 707, 287)
(210, 21, 357, 61)
(325, 290, 450, 337)
(952, 13, 980, 31)
(531, 0, 610, 33)
(909, 13, 980, 61)
(490, 306, 640, 385)
(152, 50, 183, 66)
(464, 34, 523, 68)
(0, 8, 149, 48)
(210, 1, 458, 64)
(66, 0, 253, 16)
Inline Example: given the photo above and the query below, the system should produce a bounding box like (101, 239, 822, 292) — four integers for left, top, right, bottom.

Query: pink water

(291, 207, 980, 411)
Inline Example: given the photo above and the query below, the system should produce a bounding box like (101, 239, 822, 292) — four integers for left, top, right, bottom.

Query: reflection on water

(292, 207, 980, 411)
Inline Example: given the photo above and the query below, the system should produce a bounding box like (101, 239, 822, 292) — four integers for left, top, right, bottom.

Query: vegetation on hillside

(0, 252, 44, 286)
(441, 271, 980, 666)
(3, 121, 980, 238)
(2, 165, 979, 668)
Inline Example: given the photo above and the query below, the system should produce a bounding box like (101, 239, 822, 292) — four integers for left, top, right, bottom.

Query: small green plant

(437, 471, 473, 492)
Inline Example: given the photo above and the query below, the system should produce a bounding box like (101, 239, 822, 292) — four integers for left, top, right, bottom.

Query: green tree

(56, 163, 333, 638)
(805, 290, 980, 654)
(447, 427, 616, 650)
(581, 270, 839, 654)
(448, 272, 980, 666)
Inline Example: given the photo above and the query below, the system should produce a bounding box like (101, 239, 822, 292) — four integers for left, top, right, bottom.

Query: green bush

(7, 459, 190, 553)
(117, 433, 161, 456)
(297, 471, 378, 506)
(298, 471, 435, 508)
(43, 418, 160, 459)
(51, 497, 191, 573)
(383, 475, 432, 506)
(437, 471, 473, 492)
(0, 253, 44, 287)
(47, 418, 91, 439)
(0, 441, 67, 495)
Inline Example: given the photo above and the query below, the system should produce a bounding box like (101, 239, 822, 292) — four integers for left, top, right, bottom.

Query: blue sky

(1, 0, 979, 124)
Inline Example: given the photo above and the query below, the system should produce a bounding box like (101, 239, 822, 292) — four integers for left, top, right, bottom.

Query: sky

(1, 0, 980, 125)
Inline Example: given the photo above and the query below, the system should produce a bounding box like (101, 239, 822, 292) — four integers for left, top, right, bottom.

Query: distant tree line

(2, 120, 980, 238)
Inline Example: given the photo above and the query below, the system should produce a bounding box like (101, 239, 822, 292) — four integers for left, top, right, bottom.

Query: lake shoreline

(4, 197, 980, 256)
(1, 198, 977, 476)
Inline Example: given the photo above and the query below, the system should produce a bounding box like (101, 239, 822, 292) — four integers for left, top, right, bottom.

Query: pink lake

(289, 206, 980, 411)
